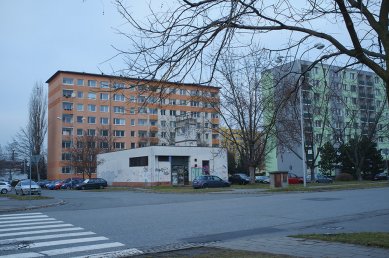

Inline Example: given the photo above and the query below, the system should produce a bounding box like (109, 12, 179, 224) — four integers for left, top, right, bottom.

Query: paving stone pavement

(210, 235, 389, 258)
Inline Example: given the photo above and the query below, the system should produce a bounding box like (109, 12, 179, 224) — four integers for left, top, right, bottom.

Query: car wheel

(81, 186, 86, 190)
(202, 183, 208, 189)
(1, 189, 7, 194)
(67, 186, 71, 190)
(20, 190, 25, 195)
(99, 185, 104, 189)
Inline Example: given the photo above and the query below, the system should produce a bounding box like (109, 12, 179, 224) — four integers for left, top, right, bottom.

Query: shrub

(335, 173, 354, 181)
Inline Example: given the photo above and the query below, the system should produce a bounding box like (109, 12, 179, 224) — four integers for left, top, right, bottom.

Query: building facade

(97, 146, 227, 187)
(262, 60, 389, 176)
(47, 71, 221, 180)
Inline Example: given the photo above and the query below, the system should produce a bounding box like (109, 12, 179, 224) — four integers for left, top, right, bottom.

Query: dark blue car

(192, 175, 230, 189)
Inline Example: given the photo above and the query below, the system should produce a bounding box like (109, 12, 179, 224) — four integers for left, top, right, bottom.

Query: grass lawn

(291, 232, 389, 249)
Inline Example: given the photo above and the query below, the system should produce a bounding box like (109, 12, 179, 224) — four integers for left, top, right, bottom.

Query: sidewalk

(0, 196, 64, 213)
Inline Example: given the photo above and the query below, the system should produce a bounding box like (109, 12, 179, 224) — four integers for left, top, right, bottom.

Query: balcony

(212, 139, 220, 145)
(149, 114, 158, 120)
(149, 137, 159, 144)
(149, 126, 159, 132)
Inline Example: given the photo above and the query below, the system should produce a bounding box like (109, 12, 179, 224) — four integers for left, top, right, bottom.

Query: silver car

(0, 181, 12, 194)
(15, 180, 42, 195)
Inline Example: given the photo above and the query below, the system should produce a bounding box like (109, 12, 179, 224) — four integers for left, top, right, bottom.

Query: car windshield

(21, 181, 38, 186)
(83, 179, 90, 183)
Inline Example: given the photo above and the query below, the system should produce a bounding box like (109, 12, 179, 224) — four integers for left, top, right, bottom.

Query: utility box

(269, 171, 289, 188)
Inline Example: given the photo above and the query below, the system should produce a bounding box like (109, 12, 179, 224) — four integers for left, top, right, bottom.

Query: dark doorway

(171, 156, 189, 185)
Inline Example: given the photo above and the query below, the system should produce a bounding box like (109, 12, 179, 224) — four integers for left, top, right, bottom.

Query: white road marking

(0, 215, 48, 221)
(28, 236, 108, 248)
(0, 219, 60, 227)
(0, 213, 43, 218)
(0, 227, 84, 237)
(0, 252, 43, 258)
(74, 248, 144, 258)
(0, 231, 96, 244)
(0, 223, 74, 232)
(40, 242, 125, 256)
(0, 218, 55, 224)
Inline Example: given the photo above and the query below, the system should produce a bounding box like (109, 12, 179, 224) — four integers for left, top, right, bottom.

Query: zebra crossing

(0, 212, 143, 257)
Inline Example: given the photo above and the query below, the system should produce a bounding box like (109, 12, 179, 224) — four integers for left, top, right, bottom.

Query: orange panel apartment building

(46, 71, 221, 180)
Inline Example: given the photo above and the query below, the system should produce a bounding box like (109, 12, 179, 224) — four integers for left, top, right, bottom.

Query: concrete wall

(97, 146, 228, 186)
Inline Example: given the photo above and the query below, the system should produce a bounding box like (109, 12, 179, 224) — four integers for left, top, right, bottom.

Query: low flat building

(97, 146, 228, 186)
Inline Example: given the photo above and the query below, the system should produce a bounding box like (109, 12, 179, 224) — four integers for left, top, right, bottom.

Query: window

(63, 78, 74, 85)
(138, 95, 146, 103)
(88, 117, 96, 124)
(100, 142, 109, 149)
(149, 108, 157, 114)
(161, 120, 166, 127)
(170, 88, 176, 94)
(88, 104, 96, 112)
(63, 102, 73, 111)
(114, 142, 125, 149)
(100, 117, 109, 125)
(63, 90, 73, 98)
(170, 110, 176, 116)
(87, 129, 96, 136)
(150, 120, 157, 126)
(61, 153, 71, 162)
(76, 116, 84, 123)
(191, 111, 200, 118)
(114, 106, 125, 114)
(138, 107, 147, 114)
(88, 80, 97, 87)
(62, 166, 72, 174)
(130, 96, 136, 102)
(180, 89, 186, 95)
(100, 129, 109, 136)
(351, 85, 356, 92)
(138, 119, 147, 126)
(114, 118, 125, 125)
(179, 100, 187, 106)
(76, 104, 84, 111)
(315, 120, 322, 127)
(130, 107, 135, 114)
(131, 119, 135, 126)
(88, 92, 96, 99)
(161, 132, 167, 138)
(77, 91, 83, 98)
(129, 156, 148, 167)
(169, 99, 176, 105)
(131, 143, 136, 149)
(100, 93, 109, 100)
(138, 130, 147, 137)
(77, 79, 84, 86)
(100, 105, 109, 112)
(113, 94, 125, 101)
(100, 81, 109, 88)
(62, 141, 72, 148)
(114, 130, 125, 137)
(113, 82, 125, 89)
(161, 109, 166, 115)
(190, 101, 200, 107)
(170, 121, 176, 127)
(130, 131, 135, 137)
(77, 129, 83, 136)
(211, 113, 219, 118)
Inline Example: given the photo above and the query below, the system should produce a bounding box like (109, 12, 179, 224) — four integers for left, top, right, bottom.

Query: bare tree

(68, 130, 109, 179)
(114, 0, 388, 103)
(214, 49, 277, 183)
(14, 82, 47, 180)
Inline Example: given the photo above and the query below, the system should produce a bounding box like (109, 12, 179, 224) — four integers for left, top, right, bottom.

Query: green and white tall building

(262, 60, 389, 176)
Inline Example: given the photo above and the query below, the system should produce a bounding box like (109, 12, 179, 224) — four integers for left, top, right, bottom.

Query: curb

(0, 199, 66, 213)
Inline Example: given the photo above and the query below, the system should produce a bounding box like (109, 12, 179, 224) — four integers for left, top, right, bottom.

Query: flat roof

(46, 70, 220, 89)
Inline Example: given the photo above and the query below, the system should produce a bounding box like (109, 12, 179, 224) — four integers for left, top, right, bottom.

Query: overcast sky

(0, 0, 131, 148)
(0, 0, 347, 152)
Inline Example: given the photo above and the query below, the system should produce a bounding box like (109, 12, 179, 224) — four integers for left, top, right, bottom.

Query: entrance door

(171, 156, 189, 185)
(274, 174, 282, 187)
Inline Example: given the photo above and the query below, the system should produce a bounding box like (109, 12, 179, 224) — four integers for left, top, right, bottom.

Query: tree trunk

(249, 166, 256, 184)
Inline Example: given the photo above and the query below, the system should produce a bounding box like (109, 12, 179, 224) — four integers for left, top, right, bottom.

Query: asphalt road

(1, 187, 389, 257)
(43, 187, 389, 246)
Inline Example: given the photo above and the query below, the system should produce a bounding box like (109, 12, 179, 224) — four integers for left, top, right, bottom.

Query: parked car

(14, 180, 41, 195)
(47, 180, 64, 190)
(74, 178, 108, 190)
(255, 176, 270, 184)
(0, 181, 12, 194)
(288, 173, 303, 184)
(373, 172, 388, 181)
(37, 180, 50, 188)
(229, 173, 250, 185)
(61, 178, 84, 189)
(193, 175, 230, 189)
(315, 174, 333, 183)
